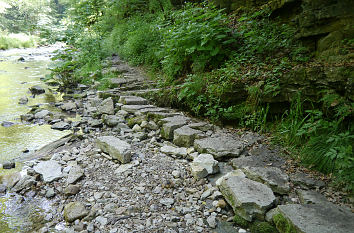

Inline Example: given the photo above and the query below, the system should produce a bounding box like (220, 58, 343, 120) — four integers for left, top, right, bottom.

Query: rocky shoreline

(1, 55, 353, 233)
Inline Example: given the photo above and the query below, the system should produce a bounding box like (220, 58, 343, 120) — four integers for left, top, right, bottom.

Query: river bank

(0, 52, 353, 233)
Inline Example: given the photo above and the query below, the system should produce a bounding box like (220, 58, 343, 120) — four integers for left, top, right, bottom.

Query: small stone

(18, 97, 28, 104)
(160, 198, 175, 206)
(132, 124, 142, 132)
(67, 166, 84, 184)
(64, 202, 89, 223)
(95, 216, 108, 226)
(190, 164, 208, 179)
(172, 170, 180, 178)
(29, 85, 45, 95)
(46, 187, 55, 198)
(63, 185, 80, 196)
(2, 161, 15, 169)
(96, 136, 131, 164)
(51, 121, 70, 131)
(192, 153, 219, 175)
(239, 229, 247, 233)
(207, 215, 217, 228)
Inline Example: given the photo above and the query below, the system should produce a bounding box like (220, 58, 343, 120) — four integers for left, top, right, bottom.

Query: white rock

(33, 160, 62, 182)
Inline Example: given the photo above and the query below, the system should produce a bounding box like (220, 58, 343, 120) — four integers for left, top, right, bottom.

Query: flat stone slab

(274, 204, 354, 233)
(218, 176, 275, 221)
(121, 105, 155, 113)
(67, 166, 84, 184)
(96, 136, 131, 163)
(119, 96, 148, 105)
(194, 136, 244, 160)
(173, 126, 203, 147)
(51, 122, 70, 131)
(242, 166, 290, 194)
(34, 160, 63, 183)
(158, 116, 190, 126)
(146, 111, 180, 121)
(160, 145, 187, 158)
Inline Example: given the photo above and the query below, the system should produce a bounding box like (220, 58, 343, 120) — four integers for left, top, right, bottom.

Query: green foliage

(0, 32, 38, 49)
(159, 3, 236, 78)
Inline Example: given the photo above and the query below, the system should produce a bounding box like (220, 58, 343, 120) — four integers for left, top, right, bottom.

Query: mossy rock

(127, 116, 144, 128)
(250, 221, 278, 233)
(273, 213, 297, 233)
(233, 214, 250, 229)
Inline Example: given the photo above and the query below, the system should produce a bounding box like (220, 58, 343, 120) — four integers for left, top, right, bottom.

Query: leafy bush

(159, 3, 237, 78)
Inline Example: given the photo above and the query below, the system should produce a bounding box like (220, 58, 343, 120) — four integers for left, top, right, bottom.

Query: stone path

(1, 56, 353, 233)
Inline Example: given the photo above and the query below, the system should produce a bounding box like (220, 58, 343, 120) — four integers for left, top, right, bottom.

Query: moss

(250, 221, 278, 233)
(127, 117, 143, 128)
(233, 214, 250, 229)
(273, 213, 297, 233)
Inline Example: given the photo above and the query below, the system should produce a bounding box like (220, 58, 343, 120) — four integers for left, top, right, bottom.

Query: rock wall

(212, 0, 354, 106)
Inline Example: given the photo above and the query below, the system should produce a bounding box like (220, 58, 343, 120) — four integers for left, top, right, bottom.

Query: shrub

(159, 3, 237, 78)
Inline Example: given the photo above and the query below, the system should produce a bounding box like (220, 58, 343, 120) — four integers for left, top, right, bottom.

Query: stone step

(217, 175, 276, 221)
(194, 136, 244, 160)
(118, 96, 149, 105)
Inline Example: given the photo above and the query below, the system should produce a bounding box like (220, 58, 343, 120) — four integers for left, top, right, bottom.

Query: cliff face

(213, 0, 354, 104)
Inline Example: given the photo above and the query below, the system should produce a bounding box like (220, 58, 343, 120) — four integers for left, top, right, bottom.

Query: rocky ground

(1, 55, 353, 233)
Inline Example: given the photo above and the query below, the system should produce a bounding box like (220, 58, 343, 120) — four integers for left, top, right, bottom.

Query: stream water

(0, 45, 71, 232)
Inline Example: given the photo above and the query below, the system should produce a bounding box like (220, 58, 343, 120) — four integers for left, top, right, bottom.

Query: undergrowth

(49, 1, 353, 193)
(0, 32, 38, 50)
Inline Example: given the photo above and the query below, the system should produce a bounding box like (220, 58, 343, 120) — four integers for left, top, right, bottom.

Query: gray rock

(33, 160, 63, 182)
(67, 166, 84, 184)
(35, 110, 52, 119)
(192, 154, 219, 175)
(88, 119, 103, 127)
(173, 126, 203, 147)
(96, 136, 131, 163)
(160, 198, 175, 206)
(64, 202, 89, 223)
(161, 145, 187, 158)
(103, 115, 120, 127)
(98, 97, 114, 115)
(119, 96, 148, 105)
(64, 185, 81, 196)
(274, 204, 354, 233)
(121, 105, 155, 113)
(18, 97, 28, 104)
(296, 190, 329, 205)
(215, 169, 246, 186)
(46, 187, 56, 198)
(95, 216, 108, 226)
(11, 175, 36, 192)
(2, 161, 15, 169)
(1, 121, 15, 127)
(207, 214, 217, 228)
(242, 166, 290, 194)
(61, 102, 76, 112)
(21, 114, 34, 122)
(141, 120, 158, 130)
(218, 176, 275, 221)
(51, 121, 70, 131)
(290, 172, 325, 189)
(29, 85, 45, 95)
(194, 136, 244, 160)
(190, 164, 208, 179)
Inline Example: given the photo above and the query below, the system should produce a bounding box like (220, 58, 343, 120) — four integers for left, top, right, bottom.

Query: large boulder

(273, 204, 354, 233)
(218, 175, 275, 221)
(96, 136, 131, 163)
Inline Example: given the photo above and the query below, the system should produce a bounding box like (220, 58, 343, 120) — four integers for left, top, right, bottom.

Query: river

(0, 45, 71, 232)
